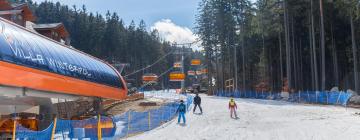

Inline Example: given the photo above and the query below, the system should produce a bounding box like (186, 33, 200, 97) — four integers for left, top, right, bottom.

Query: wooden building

(33, 23, 71, 45)
(0, 1, 35, 26)
(0, 0, 71, 46)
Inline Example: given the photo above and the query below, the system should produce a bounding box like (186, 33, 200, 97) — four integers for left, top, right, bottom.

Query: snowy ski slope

(128, 94, 360, 140)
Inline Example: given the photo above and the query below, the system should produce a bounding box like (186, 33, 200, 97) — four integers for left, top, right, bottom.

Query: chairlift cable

(124, 40, 200, 77)
(124, 49, 175, 77)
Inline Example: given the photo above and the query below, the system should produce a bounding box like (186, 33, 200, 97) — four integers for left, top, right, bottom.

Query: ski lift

(169, 71, 185, 81)
(187, 70, 195, 76)
(142, 73, 158, 83)
(191, 59, 201, 65)
(196, 70, 202, 75)
(173, 62, 182, 68)
(201, 68, 208, 74)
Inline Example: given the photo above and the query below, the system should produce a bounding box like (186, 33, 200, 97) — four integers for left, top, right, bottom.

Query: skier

(196, 85, 201, 93)
(193, 93, 203, 114)
(176, 100, 186, 124)
(229, 98, 238, 118)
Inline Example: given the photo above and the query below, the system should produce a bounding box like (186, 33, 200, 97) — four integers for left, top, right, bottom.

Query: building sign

(0, 20, 122, 88)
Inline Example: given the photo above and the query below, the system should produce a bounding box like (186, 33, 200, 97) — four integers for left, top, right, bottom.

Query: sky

(32, 0, 203, 48)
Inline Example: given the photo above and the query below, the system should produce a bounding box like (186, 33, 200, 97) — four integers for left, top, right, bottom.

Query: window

(17, 15, 22, 21)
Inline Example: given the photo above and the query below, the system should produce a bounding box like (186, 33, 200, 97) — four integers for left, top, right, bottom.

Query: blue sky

(33, 0, 201, 29)
(32, 0, 204, 49)
(32, 0, 255, 50)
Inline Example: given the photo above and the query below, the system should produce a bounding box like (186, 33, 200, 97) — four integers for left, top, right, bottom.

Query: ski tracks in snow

(127, 95, 360, 140)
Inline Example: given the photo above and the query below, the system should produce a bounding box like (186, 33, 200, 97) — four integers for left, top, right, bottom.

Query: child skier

(176, 100, 186, 124)
(229, 98, 238, 118)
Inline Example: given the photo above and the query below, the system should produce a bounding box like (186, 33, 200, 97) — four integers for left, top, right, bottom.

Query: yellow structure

(12, 120, 16, 140)
(97, 114, 102, 140)
(50, 117, 57, 140)
(191, 59, 201, 65)
(169, 72, 186, 81)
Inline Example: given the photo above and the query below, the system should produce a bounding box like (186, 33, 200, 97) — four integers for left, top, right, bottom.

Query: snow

(127, 95, 360, 140)
(143, 90, 189, 102)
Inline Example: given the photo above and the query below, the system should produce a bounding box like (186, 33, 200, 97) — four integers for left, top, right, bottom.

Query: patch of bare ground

(106, 96, 171, 115)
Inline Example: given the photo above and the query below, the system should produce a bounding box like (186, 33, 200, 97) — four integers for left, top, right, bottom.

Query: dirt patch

(106, 98, 170, 115)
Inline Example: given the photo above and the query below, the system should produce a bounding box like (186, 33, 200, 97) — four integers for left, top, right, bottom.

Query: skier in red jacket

(229, 98, 238, 118)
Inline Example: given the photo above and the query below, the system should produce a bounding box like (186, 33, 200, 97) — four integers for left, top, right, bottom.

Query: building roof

(33, 23, 70, 38)
(11, 3, 27, 10)
(33, 23, 63, 29)
(0, 9, 22, 15)
(0, 1, 36, 22)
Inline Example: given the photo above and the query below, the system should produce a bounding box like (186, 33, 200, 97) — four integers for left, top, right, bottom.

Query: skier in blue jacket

(176, 100, 186, 124)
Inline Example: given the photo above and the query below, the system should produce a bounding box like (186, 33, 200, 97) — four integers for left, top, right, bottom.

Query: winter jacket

(177, 103, 186, 113)
(194, 96, 201, 105)
(229, 100, 237, 109)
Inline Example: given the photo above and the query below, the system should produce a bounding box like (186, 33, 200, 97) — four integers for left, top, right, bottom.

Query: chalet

(32, 23, 71, 45)
(0, 0, 35, 27)
(0, 0, 71, 46)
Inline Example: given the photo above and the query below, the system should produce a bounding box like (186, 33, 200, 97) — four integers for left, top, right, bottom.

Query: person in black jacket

(193, 93, 203, 114)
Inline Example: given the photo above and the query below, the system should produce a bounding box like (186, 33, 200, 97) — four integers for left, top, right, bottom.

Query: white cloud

(151, 19, 202, 51)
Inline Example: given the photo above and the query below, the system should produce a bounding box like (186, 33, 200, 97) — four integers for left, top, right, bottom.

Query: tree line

(196, 0, 360, 94)
(22, 0, 179, 87)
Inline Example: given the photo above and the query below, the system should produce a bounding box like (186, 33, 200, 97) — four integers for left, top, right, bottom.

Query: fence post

(255, 91, 258, 99)
(161, 107, 164, 123)
(97, 114, 102, 140)
(307, 91, 310, 103)
(12, 119, 16, 140)
(336, 91, 342, 105)
(326, 92, 329, 104)
(298, 91, 301, 103)
(51, 117, 57, 140)
(168, 105, 172, 120)
(315, 91, 318, 104)
(127, 111, 131, 137)
(344, 92, 349, 109)
(148, 111, 151, 130)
